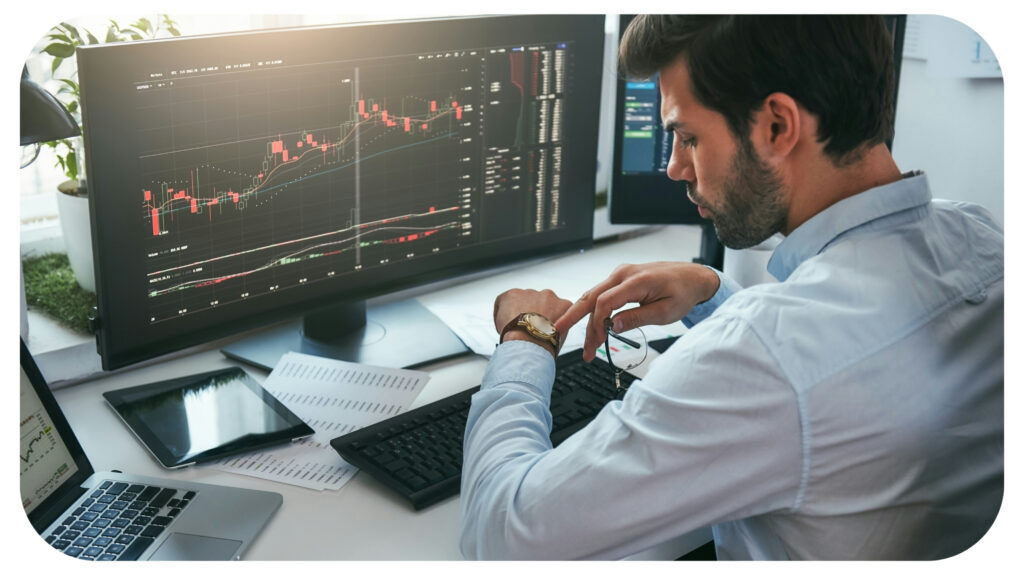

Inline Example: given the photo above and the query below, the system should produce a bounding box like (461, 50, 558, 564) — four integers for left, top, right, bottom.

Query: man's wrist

(500, 330, 559, 358)
(697, 265, 722, 305)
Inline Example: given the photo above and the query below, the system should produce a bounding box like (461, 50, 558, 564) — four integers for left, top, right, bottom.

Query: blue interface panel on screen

(78, 16, 604, 370)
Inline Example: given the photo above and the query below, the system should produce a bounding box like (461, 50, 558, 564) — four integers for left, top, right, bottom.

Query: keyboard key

(151, 488, 176, 508)
(98, 494, 116, 504)
(53, 525, 66, 536)
(65, 546, 84, 557)
(107, 482, 128, 495)
(151, 516, 172, 527)
(126, 484, 144, 493)
(51, 539, 70, 550)
(115, 535, 135, 545)
(141, 525, 165, 538)
(102, 528, 121, 538)
(72, 520, 90, 531)
(62, 529, 82, 541)
(94, 519, 111, 528)
(112, 518, 130, 528)
(99, 481, 112, 490)
(81, 512, 99, 521)
(84, 546, 104, 558)
(125, 525, 143, 535)
(84, 527, 101, 538)
(95, 537, 113, 547)
(183, 491, 196, 500)
(98, 554, 117, 561)
(74, 536, 94, 547)
(117, 536, 154, 561)
(137, 486, 160, 502)
(108, 544, 126, 554)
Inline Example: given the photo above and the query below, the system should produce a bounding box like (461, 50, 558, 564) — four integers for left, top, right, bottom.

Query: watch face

(525, 313, 556, 335)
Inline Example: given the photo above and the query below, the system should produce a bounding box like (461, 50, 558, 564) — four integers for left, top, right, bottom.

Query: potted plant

(36, 16, 181, 292)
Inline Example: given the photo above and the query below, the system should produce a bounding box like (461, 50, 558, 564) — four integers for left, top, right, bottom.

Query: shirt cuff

(682, 266, 742, 328)
(482, 340, 557, 397)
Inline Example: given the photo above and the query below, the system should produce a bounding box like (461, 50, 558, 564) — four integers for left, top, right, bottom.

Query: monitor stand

(692, 222, 725, 270)
(221, 299, 470, 371)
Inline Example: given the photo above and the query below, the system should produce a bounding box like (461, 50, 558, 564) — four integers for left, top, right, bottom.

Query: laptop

(20, 339, 282, 561)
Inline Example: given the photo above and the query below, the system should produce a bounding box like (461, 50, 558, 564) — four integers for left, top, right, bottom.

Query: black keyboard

(44, 480, 193, 561)
(330, 349, 635, 510)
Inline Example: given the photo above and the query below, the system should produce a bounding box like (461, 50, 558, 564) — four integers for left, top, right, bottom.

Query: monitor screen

(78, 16, 604, 370)
(609, 17, 699, 227)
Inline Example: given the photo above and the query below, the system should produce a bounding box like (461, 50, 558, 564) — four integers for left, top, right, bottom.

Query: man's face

(659, 58, 787, 249)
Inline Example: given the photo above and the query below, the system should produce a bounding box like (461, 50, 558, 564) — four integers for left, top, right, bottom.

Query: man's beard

(689, 138, 787, 250)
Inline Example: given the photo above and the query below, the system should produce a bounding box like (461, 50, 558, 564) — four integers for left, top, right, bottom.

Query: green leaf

(43, 42, 75, 58)
(85, 30, 99, 45)
(58, 78, 78, 91)
(128, 32, 143, 41)
(64, 24, 82, 43)
(133, 17, 153, 35)
(46, 33, 72, 43)
(105, 26, 119, 43)
(66, 151, 78, 181)
(66, 101, 78, 114)
(51, 57, 63, 76)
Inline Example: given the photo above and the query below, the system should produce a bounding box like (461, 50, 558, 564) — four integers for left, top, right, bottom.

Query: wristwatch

(500, 312, 560, 353)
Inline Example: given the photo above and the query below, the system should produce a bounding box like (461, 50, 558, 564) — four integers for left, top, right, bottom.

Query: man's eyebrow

(663, 120, 686, 133)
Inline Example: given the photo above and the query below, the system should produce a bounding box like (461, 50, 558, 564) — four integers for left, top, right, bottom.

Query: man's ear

(752, 92, 801, 160)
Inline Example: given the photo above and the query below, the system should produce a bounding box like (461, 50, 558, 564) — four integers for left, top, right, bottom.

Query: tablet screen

(104, 367, 313, 468)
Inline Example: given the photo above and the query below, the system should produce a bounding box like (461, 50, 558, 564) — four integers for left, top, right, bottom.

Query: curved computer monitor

(608, 14, 905, 268)
(78, 15, 604, 370)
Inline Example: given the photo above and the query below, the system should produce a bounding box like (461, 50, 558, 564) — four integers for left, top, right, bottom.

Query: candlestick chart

(134, 43, 569, 324)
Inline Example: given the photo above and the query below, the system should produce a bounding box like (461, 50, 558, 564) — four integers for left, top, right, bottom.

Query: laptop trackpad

(150, 533, 243, 560)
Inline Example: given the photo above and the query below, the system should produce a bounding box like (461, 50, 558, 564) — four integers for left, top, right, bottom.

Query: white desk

(47, 225, 714, 560)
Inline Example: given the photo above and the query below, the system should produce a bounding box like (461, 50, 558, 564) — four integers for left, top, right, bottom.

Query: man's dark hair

(619, 15, 896, 163)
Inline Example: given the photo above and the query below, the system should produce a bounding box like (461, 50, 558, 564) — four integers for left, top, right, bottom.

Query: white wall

(891, 17, 1004, 225)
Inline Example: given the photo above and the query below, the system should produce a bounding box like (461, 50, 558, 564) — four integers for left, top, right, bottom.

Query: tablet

(104, 367, 314, 468)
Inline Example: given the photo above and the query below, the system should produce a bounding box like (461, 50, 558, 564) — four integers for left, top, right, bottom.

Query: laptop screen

(20, 365, 80, 515)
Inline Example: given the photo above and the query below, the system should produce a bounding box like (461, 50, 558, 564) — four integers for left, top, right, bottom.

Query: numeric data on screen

(134, 43, 572, 324)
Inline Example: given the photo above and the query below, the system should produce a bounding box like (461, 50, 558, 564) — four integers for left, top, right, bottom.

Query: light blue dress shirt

(459, 173, 1003, 560)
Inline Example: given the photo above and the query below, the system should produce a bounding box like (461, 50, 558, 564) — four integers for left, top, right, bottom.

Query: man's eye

(677, 136, 696, 149)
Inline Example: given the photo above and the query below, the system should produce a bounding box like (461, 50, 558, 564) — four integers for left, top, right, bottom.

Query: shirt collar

(767, 171, 932, 281)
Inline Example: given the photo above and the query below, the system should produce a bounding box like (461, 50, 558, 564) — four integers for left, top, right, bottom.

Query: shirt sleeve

(683, 267, 743, 328)
(459, 312, 804, 560)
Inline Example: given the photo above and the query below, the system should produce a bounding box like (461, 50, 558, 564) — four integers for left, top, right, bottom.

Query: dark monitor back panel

(78, 15, 604, 370)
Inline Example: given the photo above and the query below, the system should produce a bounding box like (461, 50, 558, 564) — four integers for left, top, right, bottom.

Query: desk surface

(47, 225, 713, 560)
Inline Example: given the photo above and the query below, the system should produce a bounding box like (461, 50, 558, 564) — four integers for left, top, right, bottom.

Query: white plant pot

(55, 186, 95, 293)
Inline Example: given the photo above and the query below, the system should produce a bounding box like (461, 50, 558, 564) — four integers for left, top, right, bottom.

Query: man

(459, 16, 1003, 560)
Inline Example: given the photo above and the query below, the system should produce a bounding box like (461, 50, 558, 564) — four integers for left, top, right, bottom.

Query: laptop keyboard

(45, 480, 194, 561)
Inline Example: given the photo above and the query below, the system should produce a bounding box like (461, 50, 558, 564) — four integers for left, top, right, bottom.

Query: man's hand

(493, 288, 573, 357)
(554, 262, 721, 361)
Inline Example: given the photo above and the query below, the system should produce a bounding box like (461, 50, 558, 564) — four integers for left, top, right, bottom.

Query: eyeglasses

(602, 319, 648, 399)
